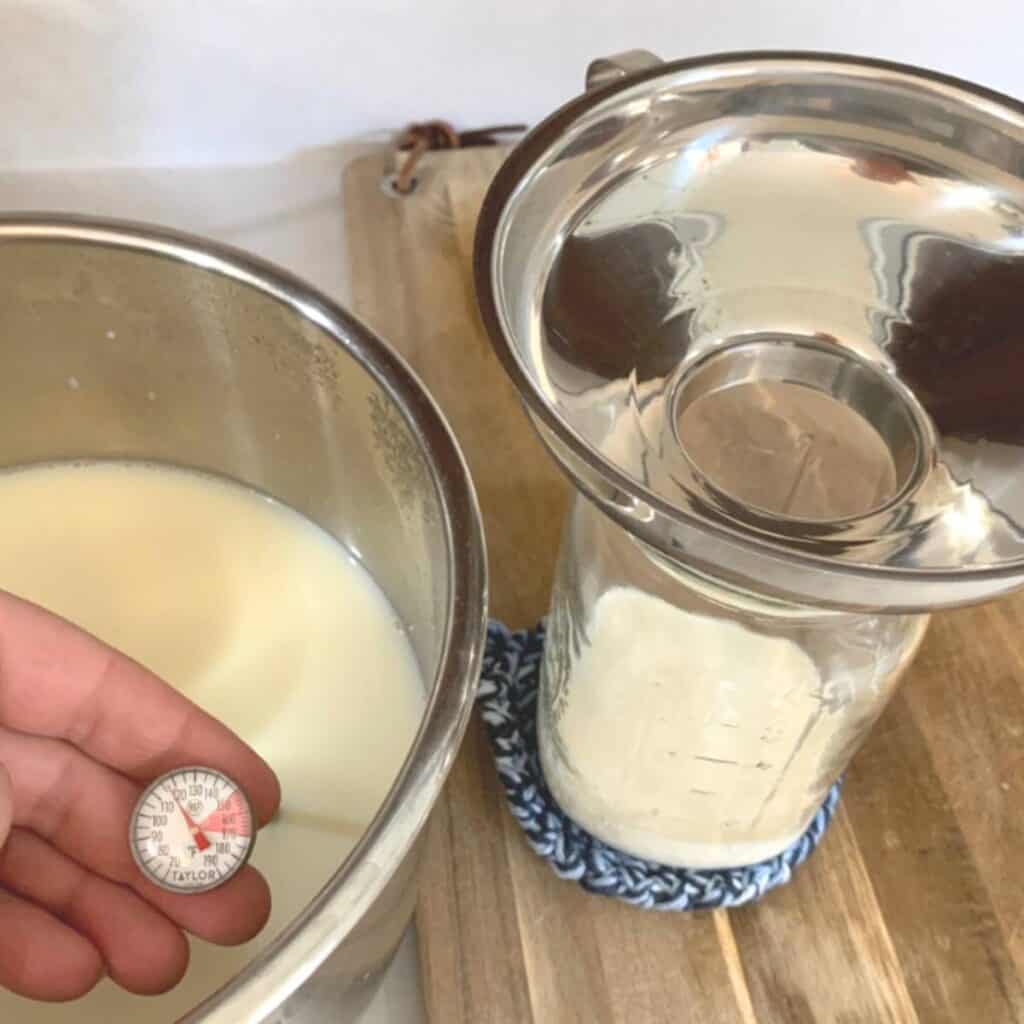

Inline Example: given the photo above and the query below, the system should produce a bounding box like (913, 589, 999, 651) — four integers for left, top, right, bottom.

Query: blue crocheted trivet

(477, 620, 842, 911)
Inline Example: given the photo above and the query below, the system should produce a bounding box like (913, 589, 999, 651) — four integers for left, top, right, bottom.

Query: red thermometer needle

(175, 799, 212, 851)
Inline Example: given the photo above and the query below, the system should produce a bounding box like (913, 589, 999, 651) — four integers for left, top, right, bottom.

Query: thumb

(0, 761, 11, 849)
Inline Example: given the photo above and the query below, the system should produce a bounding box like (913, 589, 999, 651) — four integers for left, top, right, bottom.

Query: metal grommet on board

(381, 120, 526, 199)
(381, 172, 418, 197)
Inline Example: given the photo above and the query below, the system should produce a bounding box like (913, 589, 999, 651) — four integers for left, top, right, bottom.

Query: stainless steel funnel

(476, 51, 1024, 612)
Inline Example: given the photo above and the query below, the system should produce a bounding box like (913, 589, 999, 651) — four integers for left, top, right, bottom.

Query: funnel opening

(672, 338, 926, 525)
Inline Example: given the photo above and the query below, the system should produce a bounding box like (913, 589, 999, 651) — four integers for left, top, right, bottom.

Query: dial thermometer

(130, 766, 255, 894)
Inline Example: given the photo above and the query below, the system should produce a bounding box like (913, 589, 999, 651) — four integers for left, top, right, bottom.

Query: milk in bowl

(0, 459, 425, 1020)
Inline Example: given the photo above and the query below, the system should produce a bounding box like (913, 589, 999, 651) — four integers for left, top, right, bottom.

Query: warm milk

(0, 460, 425, 1021)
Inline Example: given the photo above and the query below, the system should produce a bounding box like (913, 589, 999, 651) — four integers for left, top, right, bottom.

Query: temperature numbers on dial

(130, 767, 255, 894)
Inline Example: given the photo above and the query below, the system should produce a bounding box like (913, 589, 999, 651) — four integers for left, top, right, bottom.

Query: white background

(3, 0, 1024, 170)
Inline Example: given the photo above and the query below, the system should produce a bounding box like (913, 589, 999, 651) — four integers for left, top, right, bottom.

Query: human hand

(0, 592, 281, 1002)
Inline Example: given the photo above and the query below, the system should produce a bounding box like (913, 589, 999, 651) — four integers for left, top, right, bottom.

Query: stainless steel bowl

(0, 215, 487, 1021)
(476, 51, 1024, 612)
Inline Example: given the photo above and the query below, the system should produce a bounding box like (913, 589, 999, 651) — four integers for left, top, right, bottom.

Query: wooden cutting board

(344, 148, 1024, 1023)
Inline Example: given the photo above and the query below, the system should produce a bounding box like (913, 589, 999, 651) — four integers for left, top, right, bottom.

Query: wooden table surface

(345, 148, 1024, 1024)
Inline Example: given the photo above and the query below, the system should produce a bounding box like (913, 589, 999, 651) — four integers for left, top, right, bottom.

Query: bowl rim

(0, 213, 488, 1021)
(474, 49, 1024, 589)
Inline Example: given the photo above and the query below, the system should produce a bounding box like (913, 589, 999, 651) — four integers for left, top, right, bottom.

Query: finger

(0, 761, 10, 848)
(0, 592, 279, 824)
(140, 864, 272, 947)
(0, 828, 189, 995)
(2, 728, 272, 946)
(0, 886, 104, 1001)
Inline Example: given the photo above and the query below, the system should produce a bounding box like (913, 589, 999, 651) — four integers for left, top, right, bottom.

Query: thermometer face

(130, 767, 255, 894)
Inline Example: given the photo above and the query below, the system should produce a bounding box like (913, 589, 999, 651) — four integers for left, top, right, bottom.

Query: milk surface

(0, 460, 425, 1021)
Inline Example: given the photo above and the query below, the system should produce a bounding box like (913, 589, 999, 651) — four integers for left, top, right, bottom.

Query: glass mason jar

(539, 493, 930, 869)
